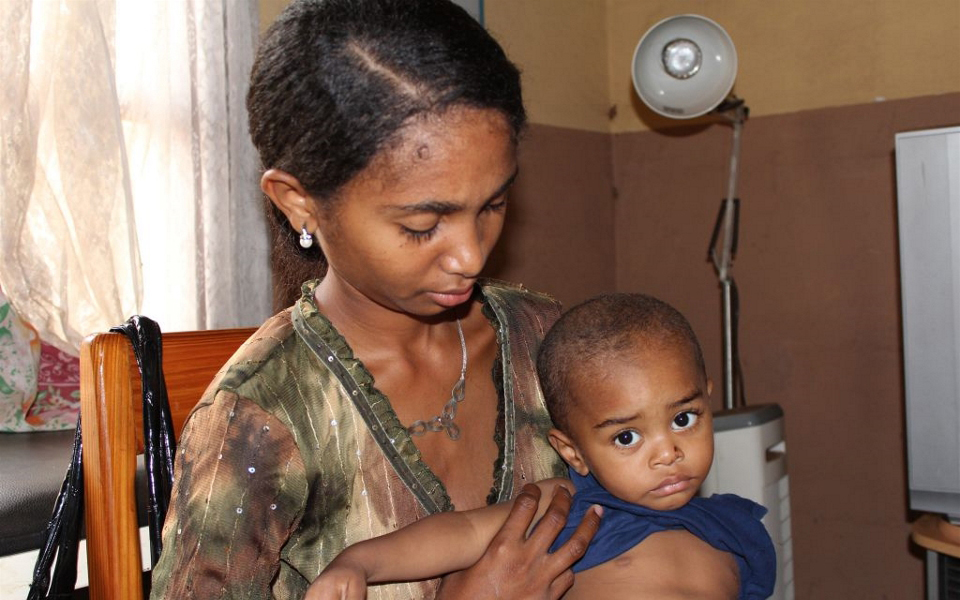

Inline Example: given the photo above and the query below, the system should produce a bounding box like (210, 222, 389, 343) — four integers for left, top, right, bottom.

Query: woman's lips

(428, 288, 474, 308)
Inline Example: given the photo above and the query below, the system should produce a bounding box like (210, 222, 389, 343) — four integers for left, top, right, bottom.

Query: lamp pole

(709, 99, 748, 410)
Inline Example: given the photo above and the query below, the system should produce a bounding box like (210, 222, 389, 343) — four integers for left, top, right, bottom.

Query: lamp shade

(631, 14, 738, 118)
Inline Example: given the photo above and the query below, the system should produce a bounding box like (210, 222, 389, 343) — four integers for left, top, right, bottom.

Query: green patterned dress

(150, 279, 566, 599)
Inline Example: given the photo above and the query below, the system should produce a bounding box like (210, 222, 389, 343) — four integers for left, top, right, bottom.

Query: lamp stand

(708, 98, 748, 410)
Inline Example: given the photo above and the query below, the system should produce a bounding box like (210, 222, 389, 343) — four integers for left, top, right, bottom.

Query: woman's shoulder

(223, 308, 299, 377)
(479, 279, 559, 305)
(190, 308, 302, 413)
(479, 279, 562, 331)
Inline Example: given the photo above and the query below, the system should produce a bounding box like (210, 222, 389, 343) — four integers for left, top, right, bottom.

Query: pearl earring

(299, 227, 313, 249)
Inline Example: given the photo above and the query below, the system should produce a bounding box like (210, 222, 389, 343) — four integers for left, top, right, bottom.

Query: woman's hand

(436, 483, 601, 600)
(304, 558, 369, 600)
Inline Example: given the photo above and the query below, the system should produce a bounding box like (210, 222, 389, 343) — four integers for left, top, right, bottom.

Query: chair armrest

(81, 332, 143, 600)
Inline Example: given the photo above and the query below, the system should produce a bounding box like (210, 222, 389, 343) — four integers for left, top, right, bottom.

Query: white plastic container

(701, 403, 794, 600)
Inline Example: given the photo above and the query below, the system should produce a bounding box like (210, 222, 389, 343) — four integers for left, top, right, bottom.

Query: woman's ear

(548, 428, 590, 476)
(261, 168, 319, 234)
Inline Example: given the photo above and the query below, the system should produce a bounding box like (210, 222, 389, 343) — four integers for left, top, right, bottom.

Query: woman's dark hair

(247, 0, 527, 308)
(537, 293, 707, 433)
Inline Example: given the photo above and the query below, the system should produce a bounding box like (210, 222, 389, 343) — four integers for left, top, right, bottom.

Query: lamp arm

(717, 102, 747, 282)
(712, 101, 748, 410)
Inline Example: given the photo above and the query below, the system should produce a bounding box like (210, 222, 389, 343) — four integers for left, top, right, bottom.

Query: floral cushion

(0, 290, 79, 432)
(30, 342, 81, 429)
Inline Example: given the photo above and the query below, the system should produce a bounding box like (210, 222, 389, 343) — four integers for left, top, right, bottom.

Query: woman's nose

(441, 224, 487, 278)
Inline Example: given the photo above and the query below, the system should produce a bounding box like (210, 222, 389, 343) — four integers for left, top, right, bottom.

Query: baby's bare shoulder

(563, 530, 740, 600)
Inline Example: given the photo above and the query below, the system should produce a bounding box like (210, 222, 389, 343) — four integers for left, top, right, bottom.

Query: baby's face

(556, 343, 714, 511)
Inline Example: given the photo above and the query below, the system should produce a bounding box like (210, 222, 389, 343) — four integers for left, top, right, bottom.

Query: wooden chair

(79, 327, 256, 600)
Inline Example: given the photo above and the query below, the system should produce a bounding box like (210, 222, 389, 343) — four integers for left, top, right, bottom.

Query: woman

(149, 1, 599, 598)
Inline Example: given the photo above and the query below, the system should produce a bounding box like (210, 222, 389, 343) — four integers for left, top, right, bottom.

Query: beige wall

(487, 0, 960, 132)
(259, 0, 286, 33)
(485, 0, 612, 133)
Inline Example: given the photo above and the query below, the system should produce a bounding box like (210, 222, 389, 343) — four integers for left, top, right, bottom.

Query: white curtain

(0, 0, 270, 354)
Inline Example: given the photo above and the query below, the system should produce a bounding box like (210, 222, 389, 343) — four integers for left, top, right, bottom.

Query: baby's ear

(548, 428, 590, 476)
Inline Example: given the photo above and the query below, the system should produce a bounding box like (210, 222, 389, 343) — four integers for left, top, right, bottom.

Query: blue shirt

(550, 470, 776, 600)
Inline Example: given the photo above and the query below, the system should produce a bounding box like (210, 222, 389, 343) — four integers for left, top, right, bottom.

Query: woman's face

(314, 107, 517, 317)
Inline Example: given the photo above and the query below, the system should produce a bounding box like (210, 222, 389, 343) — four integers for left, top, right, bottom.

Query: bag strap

(111, 315, 177, 567)
(27, 423, 84, 600)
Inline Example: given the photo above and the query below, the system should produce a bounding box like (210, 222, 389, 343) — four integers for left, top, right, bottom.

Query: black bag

(28, 316, 178, 599)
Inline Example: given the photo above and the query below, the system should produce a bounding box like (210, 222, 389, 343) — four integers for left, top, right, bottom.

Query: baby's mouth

(650, 475, 692, 497)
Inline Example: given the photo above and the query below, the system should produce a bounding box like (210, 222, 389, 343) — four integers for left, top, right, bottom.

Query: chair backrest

(80, 327, 256, 600)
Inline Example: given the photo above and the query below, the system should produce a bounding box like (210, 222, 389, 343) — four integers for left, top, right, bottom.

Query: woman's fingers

(547, 569, 576, 600)
(526, 484, 574, 549)
(436, 484, 601, 599)
(526, 488, 600, 592)
(494, 483, 543, 541)
(548, 503, 602, 571)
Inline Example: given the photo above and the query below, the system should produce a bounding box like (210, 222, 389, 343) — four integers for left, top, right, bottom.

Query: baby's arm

(306, 478, 575, 600)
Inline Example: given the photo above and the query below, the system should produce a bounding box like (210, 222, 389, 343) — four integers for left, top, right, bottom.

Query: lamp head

(631, 14, 738, 118)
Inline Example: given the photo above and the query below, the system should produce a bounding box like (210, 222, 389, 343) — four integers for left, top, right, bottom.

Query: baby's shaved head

(537, 293, 705, 433)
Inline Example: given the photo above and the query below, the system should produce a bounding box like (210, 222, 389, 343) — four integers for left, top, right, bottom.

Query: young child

(307, 293, 776, 600)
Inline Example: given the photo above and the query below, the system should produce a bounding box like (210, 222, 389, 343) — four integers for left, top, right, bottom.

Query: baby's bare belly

(563, 529, 740, 600)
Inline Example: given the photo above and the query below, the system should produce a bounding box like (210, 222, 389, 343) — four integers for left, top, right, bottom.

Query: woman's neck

(312, 272, 472, 360)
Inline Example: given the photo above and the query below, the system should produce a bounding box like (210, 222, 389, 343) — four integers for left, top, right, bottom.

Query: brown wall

(496, 90, 960, 599)
(614, 92, 960, 598)
(484, 125, 616, 303)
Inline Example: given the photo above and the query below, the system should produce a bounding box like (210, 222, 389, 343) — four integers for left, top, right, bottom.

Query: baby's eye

(613, 430, 641, 448)
(672, 410, 700, 431)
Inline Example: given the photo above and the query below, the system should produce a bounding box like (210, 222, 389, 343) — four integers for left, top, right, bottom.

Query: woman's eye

(613, 430, 641, 448)
(400, 224, 438, 242)
(483, 198, 507, 213)
(672, 410, 700, 431)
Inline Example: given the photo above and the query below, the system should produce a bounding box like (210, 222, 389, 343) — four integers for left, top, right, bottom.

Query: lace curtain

(0, 0, 270, 354)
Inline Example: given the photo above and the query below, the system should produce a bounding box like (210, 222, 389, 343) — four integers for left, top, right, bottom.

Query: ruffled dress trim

(291, 279, 512, 514)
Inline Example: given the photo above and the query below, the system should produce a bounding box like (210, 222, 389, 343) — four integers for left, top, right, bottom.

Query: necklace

(406, 319, 467, 441)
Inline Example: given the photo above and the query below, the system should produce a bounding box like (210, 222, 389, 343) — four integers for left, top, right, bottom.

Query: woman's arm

(306, 479, 590, 599)
(150, 395, 307, 599)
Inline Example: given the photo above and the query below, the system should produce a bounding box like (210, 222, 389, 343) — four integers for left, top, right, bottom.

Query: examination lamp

(631, 14, 748, 410)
